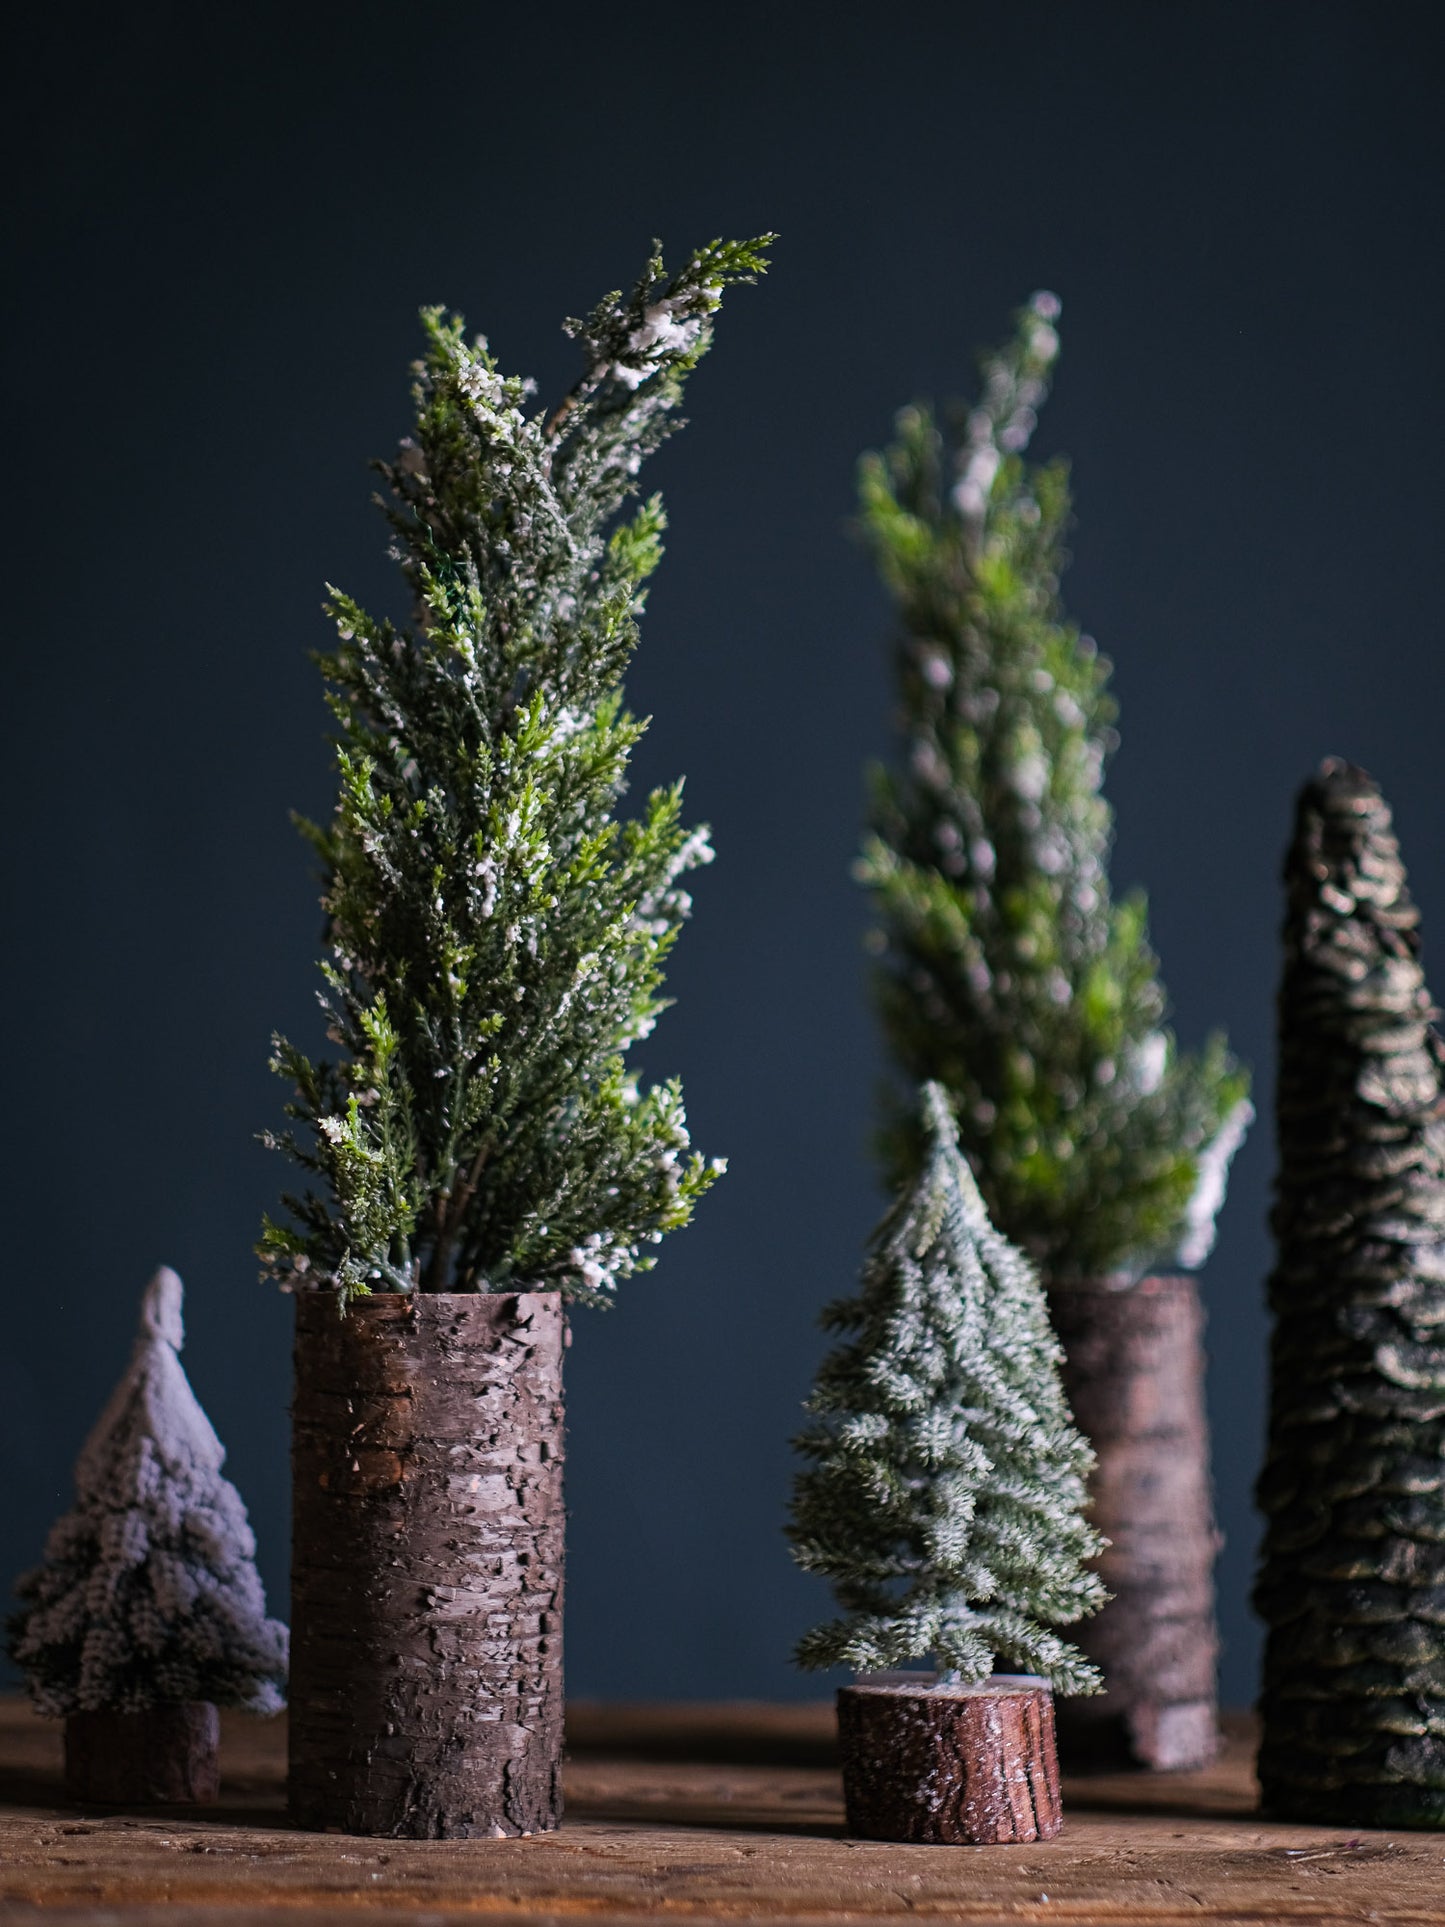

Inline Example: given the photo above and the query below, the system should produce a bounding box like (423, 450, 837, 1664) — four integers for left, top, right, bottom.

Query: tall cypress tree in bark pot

(856, 295, 1252, 1770)
(262, 236, 770, 1839)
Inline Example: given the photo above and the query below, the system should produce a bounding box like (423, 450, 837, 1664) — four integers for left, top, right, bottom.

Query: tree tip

(920, 1080, 958, 1144)
(140, 1267, 185, 1351)
(1309, 756, 1380, 803)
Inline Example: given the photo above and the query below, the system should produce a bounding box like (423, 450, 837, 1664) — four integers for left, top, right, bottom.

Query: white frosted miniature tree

(788, 1084, 1105, 1689)
(7, 1269, 287, 1715)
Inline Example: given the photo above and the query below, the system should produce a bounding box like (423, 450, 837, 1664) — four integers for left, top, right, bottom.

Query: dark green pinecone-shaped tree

(787, 1083, 1105, 1688)
(857, 294, 1250, 1280)
(1256, 759, 1445, 1826)
(260, 237, 770, 1303)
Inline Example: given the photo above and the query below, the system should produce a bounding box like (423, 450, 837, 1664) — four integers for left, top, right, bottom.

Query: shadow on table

(566, 1699, 839, 1766)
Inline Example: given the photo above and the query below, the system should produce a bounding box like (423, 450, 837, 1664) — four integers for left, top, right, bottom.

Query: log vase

(837, 1677, 1061, 1844)
(1048, 1273, 1220, 1771)
(288, 1290, 565, 1838)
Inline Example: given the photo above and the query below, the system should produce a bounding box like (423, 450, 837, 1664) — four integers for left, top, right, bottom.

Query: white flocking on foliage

(7, 1269, 288, 1716)
(857, 294, 1251, 1281)
(788, 1084, 1106, 1691)
(260, 236, 771, 1303)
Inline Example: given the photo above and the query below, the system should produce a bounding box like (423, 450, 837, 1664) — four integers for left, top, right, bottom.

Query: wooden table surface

(0, 1698, 1442, 1924)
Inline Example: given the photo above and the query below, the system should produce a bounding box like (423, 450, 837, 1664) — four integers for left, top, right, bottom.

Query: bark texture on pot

(1048, 1274, 1220, 1772)
(837, 1677, 1061, 1844)
(289, 1291, 564, 1839)
(64, 1703, 219, 1804)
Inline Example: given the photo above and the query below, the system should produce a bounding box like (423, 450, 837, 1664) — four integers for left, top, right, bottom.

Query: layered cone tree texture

(1257, 760, 1445, 1827)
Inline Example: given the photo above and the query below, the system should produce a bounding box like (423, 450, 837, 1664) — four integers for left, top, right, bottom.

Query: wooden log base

(837, 1677, 1061, 1844)
(288, 1291, 565, 1840)
(64, 1703, 219, 1804)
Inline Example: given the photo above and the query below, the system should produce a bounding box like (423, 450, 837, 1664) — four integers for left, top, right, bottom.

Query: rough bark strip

(1048, 1274, 1220, 1772)
(288, 1292, 564, 1838)
(64, 1703, 219, 1804)
(837, 1679, 1061, 1843)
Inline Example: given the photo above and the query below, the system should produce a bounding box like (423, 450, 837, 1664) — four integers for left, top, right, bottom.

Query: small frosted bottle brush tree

(1256, 760, 1445, 1828)
(267, 235, 769, 1840)
(7, 1269, 287, 1805)
(855, 295, 1252, 1769)
(788, 1083, 1104, 1844)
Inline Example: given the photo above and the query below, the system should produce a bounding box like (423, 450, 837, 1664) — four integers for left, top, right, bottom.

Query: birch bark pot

(837, 1677, 1061, 1844)
(64, 1703, 220, 1804)
(288, 1291, 565, 1838)
(1048, 1274, 1220, 1771)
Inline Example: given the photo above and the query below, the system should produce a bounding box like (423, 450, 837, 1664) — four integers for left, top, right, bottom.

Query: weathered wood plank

(0, 1698, 1439, 1924)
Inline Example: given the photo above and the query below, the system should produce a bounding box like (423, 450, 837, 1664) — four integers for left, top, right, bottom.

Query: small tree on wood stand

(7, 1268, 287, 1804)
(1256, 759, 1445, 1828)
(855, 295, 1251, 1767)
(788, 1082, 1104, 1843)
(268, 235, 771, 1839)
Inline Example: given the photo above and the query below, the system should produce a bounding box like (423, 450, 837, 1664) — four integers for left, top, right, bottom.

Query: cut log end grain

(64, 1703, 219, 1804)
(288, 1291, 565, 1839)
(837, 1678, 1061, 1845)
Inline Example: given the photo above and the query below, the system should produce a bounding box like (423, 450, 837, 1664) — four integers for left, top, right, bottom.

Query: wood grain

(0, 1698, 1441, 1924)
(837, 1679, 1060, 1843)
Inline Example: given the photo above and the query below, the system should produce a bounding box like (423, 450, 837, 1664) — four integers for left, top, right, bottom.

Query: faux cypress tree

(1256, 759, 1445, 1827)
(854, 295, 1249, 1768)
(789, 1082, 1104, 1686)
(856, 293, 1250, 1280)
(8, 1269, 287, 1801)
(262, 235, 770, 1304)
(276, 236, 770, 1840)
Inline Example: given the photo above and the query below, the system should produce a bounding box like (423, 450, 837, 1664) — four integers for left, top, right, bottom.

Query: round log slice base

(288, 1291, 565, 1839)
(64, 1703, 220, 1804)
(1048, 1274, 1221, 1773)
(837, 1678, 1061, 1845)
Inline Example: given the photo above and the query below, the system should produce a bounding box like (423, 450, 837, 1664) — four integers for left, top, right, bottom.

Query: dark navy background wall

(4, 0, 1443, 1706)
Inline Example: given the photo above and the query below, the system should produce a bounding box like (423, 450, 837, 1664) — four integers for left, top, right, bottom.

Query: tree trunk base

(1048, 1274, 1221, 1773)
(64, 1703, 219, 1804)
(288, 1291, 565, 1839)
(837, 1677, 1061, 1844)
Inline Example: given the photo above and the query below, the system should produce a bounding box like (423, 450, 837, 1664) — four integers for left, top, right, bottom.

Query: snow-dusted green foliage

(261, 237, 770, 1303)
(787, 1084, 1105, 1690)
(8, 1270, 287, 1716)
(857, 295, 1250, 1281)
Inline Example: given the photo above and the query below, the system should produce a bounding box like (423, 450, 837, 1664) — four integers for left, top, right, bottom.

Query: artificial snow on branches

(261, 237, 771, 1303)
(788, 1084, 1105, 1690)
(857, 294, 1250, 1280)
(7, 1269, 288, 1717)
